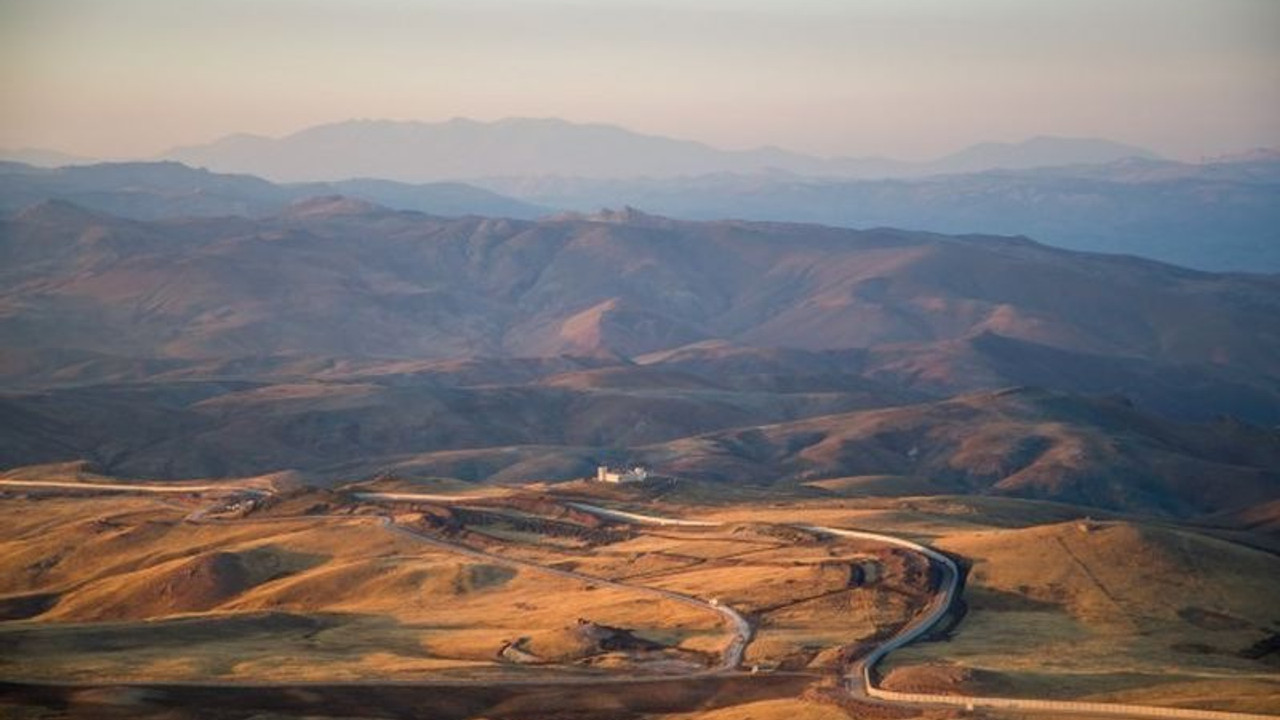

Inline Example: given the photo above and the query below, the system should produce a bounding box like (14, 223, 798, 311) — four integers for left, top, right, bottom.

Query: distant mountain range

(0, 161, 547, 220)
(3, 119, 1276, 272)
(479, 155, 1280, 272)
(4, 153, 1277, 271)
(160, 118, 1161, 182)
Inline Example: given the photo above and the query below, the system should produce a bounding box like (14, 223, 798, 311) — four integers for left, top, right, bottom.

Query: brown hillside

(4, 204, 1277, 375)
(0, 373, 899, 480)
(43, 548, 320, 622)
(884, 519, 1280, 710)
(638, 387, 1280, 516)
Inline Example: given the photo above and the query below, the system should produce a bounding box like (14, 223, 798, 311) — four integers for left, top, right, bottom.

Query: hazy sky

(3, 0, 1278, 160)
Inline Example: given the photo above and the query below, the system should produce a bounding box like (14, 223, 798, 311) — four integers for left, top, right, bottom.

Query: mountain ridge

(2, 200, 1275, 412)
(479, 156, 1280, 272)
(162, 117, 1161, 182)
(8, 154, 1278, 272)
(0, 160, 548, 221)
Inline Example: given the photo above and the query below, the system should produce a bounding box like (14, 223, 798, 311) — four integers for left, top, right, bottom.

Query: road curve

(792, 524, 960, 700)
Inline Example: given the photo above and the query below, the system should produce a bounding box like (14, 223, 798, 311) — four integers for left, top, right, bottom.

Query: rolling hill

(634, 387, 1280, 516)
(883, 518, 1280, 711)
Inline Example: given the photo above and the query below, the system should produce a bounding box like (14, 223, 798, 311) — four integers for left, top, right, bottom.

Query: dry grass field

(0, 481, 934, 720)
(0, 491, 726, 684)
(2, 477, 1278, 719)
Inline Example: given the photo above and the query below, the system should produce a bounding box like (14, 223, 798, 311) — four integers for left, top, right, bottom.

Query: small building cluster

(595, 465, 648, 484)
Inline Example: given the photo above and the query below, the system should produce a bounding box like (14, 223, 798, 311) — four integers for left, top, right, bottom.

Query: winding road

(560, 501, 1280, 720)
(5, 479, 1279, 719)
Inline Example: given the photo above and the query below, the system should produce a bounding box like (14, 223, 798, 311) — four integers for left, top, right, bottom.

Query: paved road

(563, 502, 717, 527)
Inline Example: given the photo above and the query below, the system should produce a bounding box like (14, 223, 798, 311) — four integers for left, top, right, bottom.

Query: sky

(2, 0, 1278, 161)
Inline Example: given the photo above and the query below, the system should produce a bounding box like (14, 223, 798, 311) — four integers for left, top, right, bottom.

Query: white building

(596, 465, 648, 484)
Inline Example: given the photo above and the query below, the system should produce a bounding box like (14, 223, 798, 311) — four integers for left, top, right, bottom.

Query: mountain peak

(585, 206, 674, 227)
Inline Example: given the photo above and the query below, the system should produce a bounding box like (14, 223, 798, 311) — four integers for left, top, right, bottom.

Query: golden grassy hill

(0, 493, 726, 683)
(884, 519, 1280, 713)
(942, 520, 1279, 629)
